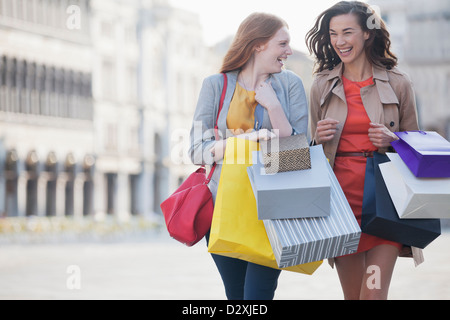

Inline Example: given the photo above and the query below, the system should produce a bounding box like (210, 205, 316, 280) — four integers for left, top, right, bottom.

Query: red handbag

(160, 73, 227, 246)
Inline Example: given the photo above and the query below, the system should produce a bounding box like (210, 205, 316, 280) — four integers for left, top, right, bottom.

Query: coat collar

(325, 62, 389, 82)
(322, 63, 399, 106)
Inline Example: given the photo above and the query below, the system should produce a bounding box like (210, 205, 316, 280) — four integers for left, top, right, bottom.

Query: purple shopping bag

(391, 131, 450, 178)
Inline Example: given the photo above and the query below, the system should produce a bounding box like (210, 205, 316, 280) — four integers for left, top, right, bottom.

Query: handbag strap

(206, 72, 227, 184)
(214, 72, 227, 140)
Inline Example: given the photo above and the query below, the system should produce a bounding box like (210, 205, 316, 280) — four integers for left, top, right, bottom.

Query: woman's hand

(210, 139, 227, 162)
(315, 118, 339, 144)
(238, 129, 277, 142)
(368, 123, 398, 148)
(255, 81, 292, 137)
(255, 81, 281, 111)
(250, 128, 277, 141)
(209, 129, 276, 162)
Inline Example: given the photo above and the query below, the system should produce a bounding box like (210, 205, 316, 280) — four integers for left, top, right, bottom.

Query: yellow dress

(226, 82, 257, 134)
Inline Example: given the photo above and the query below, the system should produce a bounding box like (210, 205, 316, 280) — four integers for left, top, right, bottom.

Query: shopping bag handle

(402, 131, 427, 135)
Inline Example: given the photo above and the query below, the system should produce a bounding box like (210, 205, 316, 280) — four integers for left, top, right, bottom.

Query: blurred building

(371, 0, 450, 139)
(91, 0, 142, 221)
(138, 0, 209, 215)
(0, 0, 209, 220)
(0, 0, 94, 218)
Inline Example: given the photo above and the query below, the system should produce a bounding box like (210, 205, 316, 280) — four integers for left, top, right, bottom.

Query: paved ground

(0, 229, 449, 300)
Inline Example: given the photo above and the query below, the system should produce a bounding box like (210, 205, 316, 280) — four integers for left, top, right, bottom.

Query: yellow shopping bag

(208, 137, 322, 274)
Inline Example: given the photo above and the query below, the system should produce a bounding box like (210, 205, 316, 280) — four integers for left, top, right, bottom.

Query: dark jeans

(205, 231, 281, 300)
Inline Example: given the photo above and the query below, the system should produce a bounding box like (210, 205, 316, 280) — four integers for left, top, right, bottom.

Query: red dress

(334, 76, 403, 253)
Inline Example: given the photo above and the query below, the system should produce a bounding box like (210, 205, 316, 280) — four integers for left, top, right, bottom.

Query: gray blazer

(189, 69, 309, 201)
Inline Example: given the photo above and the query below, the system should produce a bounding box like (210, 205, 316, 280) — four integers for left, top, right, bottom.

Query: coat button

(390, 121, 395, 127)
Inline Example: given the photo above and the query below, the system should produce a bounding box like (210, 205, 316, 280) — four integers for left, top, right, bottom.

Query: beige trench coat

(309, 62, 424, 267)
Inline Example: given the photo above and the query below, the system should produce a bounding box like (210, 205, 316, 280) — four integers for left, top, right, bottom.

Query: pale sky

(169, 0, 369, 54)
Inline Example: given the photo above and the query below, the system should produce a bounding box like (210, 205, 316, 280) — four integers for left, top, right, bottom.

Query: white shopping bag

(247, 145, 330, 220)
(379, 153, 450, 219)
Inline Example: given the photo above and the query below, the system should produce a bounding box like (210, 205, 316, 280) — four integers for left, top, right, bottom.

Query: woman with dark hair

(189, 12, 308, 299)
(306, 1, 419, 299)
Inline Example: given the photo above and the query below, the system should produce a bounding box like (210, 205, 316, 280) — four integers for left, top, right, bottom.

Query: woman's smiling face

(256, 26, 293, 74)
(329, 13, 370, 65)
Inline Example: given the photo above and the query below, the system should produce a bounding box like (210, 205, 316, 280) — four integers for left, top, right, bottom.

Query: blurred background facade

(0, 0, 448, 223)
(372, 0, 450, 138)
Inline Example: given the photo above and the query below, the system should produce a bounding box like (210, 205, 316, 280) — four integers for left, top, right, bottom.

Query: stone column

(93, 170, 106, 219)
(116, 172, 129, 221)
(56, 173, 68, 217)
(37, 172, 50, 217)
(73, 173, 85, 219)
(17, 173, 27, 217)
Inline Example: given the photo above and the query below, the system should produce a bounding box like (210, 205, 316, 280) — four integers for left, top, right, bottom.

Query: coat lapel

(372, 66, 399, 105)
(320, 64, 346, 106)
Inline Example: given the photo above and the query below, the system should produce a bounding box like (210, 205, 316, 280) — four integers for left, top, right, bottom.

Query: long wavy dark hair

(305, 1, 397, 73)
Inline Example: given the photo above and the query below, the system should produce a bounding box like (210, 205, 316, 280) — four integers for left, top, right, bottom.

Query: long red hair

(220, 13, 288, 73)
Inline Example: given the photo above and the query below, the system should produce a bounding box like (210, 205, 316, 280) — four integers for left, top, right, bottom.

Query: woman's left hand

(254, 80, 293, 137)
(255, 81, 281, 111)
(368, 123, 398, 148)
